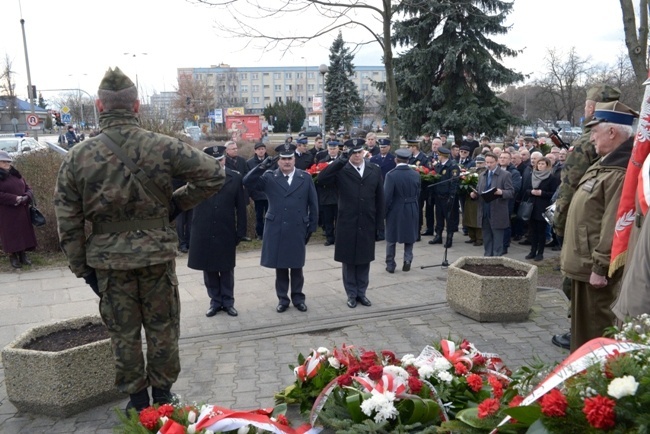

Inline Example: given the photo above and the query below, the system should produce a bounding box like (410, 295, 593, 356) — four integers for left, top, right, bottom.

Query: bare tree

(173, 73, 216, 123)
(196, 0, 401, 142)
(0, 54, 20, 122)
(620, 0, 649, 86)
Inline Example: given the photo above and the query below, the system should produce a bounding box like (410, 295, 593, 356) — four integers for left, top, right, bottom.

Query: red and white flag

(609, 72, 650, 276)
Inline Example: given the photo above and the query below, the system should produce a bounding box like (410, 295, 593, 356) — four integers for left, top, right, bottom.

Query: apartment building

(177, 64, 386, 119)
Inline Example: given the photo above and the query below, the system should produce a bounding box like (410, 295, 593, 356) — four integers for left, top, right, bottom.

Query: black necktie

(284, 175, 290, 185)
(487, 171, 493, 188)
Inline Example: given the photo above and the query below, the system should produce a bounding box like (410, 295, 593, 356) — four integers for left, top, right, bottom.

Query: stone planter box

(2, 315, 122, 417)
(446, 256, 538, 322)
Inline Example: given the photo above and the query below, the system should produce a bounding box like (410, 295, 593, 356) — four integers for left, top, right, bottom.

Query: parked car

(0, 137, 47, 157)
(536, 127, 548, 138)
(349, 127, 368, 138)
(300, 126, 322, 137)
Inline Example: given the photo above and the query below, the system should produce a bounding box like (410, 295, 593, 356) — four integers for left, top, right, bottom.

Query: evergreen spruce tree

(393, 0, 523, 141)
(324, 32, 363, 134)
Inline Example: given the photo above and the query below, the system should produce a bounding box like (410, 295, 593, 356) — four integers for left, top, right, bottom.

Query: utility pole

(20, 18, 38, 140)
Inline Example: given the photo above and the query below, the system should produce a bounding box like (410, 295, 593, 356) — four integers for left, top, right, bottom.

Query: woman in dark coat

(0, 151, 37, 268)
(524, 157, 559, 261)
(188, 147, 246, 317)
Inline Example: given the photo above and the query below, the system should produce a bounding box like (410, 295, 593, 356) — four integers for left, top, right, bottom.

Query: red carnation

(467, 374, 483, 392)
(157, 403, 174, 418)
(406, 365, 419, 377)
(540, 389, 568, 417)
(408, 376, 423, 394)
(509, 395, 524, 407)
(488, 376, 503, 399)
(139, 407, 160, 430)
(583, 395, 616, 430)
(337, 374, 353, 387)
(460, 339, 471, 351)
(276, 414, 290, 426)
(454, 362, 468, 375)
(368, 365, 384, 381)
(477, 398, 500, 419)
(381, 350, 397, 364)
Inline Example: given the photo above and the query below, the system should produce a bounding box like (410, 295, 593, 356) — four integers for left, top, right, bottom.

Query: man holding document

(469, 152, 514, 256)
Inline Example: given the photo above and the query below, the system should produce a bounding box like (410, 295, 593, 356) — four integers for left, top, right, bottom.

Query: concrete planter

(446, 256, 538, 322)
(1, 315, 122, 417)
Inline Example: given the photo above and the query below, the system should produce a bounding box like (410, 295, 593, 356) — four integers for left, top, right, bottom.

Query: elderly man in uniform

(318, 139, 384, 308)
(189, 145, 246, 318)
(550, 84, 621, 350)
(384, 148, 421, 273)
(54, 67, 225, 413)
(429, 147, 461, 247)
(247, 142, 271, 241)
(243, 144, 318, 313)
(561, 101, 637, 352)
(365, 132, 381, 156)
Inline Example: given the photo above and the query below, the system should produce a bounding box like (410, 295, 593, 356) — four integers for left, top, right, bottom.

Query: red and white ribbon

(195, 406, 321, 434)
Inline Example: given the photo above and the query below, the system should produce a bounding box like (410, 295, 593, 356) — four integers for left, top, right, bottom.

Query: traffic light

(26, 85, 36, 99)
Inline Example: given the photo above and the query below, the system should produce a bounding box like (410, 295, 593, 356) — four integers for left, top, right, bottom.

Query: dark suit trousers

(254, 199, 268, 237)
(203, 269, 235, 309)
(342, 263, 370, 299)
(322, 204, 337, 243)
(482, 216, 504, 257)
(275, 268, 305, 306)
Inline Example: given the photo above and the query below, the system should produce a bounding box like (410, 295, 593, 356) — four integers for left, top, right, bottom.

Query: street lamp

(319, 64, 328, 135)
(123, 52, 147, 100)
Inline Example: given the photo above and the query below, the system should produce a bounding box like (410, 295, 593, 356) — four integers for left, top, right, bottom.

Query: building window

(217, 73, 225, 79)
(229, 86, 237, 92)
(274, 84, 281, 91)
(241, 85, 248, 92)
(263, 72, 269, 76)
(275, 96, 283, 102)
(308, 84, 315, 91)
(373, 71, 379, 76)
(287, 96, 293, 102)
(285, 84, 292, 91)
(218, 85, 226, 92)
(252, 73, 259, 80)
(207, 73, 213, 78)
(264, 96, 270, 100)
(296, 84, 304, 91)
(264, 84, 270, 89)
(308, 72, 314, 79)
(362, 84, 369, 91)
(274, 73, 281, 79)
(252, 85, 259, 92)
(285, 72, 292, 79)
(252, 97, 260, 103)
(296, 72, 303, 79)
(241, 97, 249, 103)
(241, 73, 248, 80)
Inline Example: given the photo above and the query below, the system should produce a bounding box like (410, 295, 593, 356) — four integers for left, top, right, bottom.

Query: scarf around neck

(532, 169, 551, 188)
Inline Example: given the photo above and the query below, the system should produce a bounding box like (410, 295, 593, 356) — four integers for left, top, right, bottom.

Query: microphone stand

(421, 177, 460, 269)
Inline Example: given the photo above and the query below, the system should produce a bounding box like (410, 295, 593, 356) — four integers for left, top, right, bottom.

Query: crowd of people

(49, 66, 650, 415)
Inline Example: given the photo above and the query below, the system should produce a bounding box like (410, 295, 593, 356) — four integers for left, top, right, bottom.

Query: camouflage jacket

(553, 127, 599, 235)
(54, 110, 224, 277)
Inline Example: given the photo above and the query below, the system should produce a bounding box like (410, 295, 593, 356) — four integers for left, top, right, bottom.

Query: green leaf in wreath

(456, 407, 483, 428)
(526, 418, 552, 434)
(345, 393, 365, 423)
(502, 405, 542, 425)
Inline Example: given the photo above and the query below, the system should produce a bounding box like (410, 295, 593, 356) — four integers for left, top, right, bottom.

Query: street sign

(62, 113, 72, 123)
(61, 105, 70, 114)
(26, 114, 39, 127)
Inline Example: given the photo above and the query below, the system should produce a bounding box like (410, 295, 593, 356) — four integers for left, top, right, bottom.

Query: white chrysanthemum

(383, 365, 409, 380)
(437, 370, 454, 384)
(401, 354, 416, 366)
(317, 347, 329, 355)
(432, 357, 452, 372)
(418, 365, 435, 379)
(360, 390, 398, 423)
(608, 375, 639, 399)
(328, 356, 341, 369)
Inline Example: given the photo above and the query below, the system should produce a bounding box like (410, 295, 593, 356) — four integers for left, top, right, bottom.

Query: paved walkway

(0, 237, 570, 433)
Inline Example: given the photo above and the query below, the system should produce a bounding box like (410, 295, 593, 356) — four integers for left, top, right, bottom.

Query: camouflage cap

(586, 84, 621, 103)
(98, 67, 136, 91)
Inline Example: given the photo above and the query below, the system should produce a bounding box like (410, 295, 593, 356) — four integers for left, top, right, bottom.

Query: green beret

(586, 84, 621, 103)
(98, 67, 135, 91)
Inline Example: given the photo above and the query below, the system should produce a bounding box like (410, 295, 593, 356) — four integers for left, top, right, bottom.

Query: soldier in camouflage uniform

(54, 67, 225, 413)
(550, 84, 620, 350)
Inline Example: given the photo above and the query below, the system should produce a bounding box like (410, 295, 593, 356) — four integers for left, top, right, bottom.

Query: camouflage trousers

(96, 261, 181, 395)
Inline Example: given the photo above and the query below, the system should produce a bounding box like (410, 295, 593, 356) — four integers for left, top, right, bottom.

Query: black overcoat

(188, 168, 246, 272)
(244, 166, 318, 269)
(317, 159, 384, 264)
(384, 165, 420, 244)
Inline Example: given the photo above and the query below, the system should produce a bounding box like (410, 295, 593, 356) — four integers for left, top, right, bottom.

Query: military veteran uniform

(54, 67, 225, 412)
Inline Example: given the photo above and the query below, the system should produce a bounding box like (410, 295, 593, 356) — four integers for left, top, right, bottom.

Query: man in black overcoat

(317, 141, 340, 246)
(188, 145, 247, 317)
(225, 140, 251, 242)
(243, 144, 318, 313)
(317, 138, 385, 308)
(247, 142, 271, 240)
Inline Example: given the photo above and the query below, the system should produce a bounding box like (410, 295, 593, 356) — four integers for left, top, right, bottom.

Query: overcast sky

(0, 0, 631, 108)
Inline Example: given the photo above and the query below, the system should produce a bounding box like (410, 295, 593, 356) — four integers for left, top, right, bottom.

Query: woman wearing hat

(0, 151, 38, 268)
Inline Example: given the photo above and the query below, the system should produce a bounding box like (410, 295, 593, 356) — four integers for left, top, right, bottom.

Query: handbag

(517, 199, 534, 222)
(30, 205, 46, 227)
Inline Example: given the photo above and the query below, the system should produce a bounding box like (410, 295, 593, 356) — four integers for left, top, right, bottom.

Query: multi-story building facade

(177, 64, 385, 126)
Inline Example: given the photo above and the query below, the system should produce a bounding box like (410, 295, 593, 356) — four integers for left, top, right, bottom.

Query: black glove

(83, 269, 100, 297)
(338, 150, 350, 164)
(259, 155, 280, 170)
(305, 232, 312, 245)
(168, 198, 182, 222)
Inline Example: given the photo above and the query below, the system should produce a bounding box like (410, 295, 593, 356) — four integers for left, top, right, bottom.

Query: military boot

(428, 233, 443, 245)
(19, 251, 32, 266)
(152, 387, 178, 405)
(444, 233, 453, 248)
(9, 254, 21, 269)
(125, 388, 150, 415)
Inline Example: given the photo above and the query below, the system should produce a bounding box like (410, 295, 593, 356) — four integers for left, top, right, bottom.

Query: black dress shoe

(385, 266, 395, 274)
(324, 240, 334, 246)
(205, 307, 219, 317)
(534, 254, 544, 261)
(525, 253, 535, 260)
(518, 239, 532, 245)
(416, 235, 421, 242)
(347, 298, 357, 308)
(402, 261, 411, 272)
(421, 230, 434, 236)
(465, 239, 475, 244)
(276, 304, 289, 313)
(295, 303, 308, 312)
(551, 332, 571, 350)
(223, 306, 238, 316)
(357, 296, 372, 306)
(552, 245, 562, 251)
(240, 236, 252, 242)
(429, 235, 442, 245)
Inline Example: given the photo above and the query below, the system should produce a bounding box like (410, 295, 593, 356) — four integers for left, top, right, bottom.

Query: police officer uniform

(429, 147, 460, 247)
